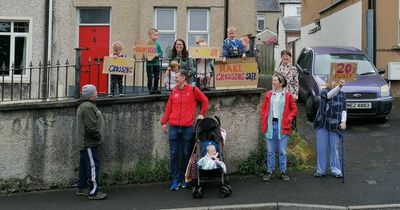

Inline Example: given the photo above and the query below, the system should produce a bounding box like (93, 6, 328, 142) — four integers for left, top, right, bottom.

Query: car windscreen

(314, 54, 377, 76)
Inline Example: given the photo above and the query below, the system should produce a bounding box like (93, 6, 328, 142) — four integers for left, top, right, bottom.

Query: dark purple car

(296, 47, 392, 122)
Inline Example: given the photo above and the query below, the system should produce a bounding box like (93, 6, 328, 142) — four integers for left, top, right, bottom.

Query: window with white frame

(257, 14, 265, 32)
(155, 8, 176, 58)
(0, 20, 29, 75)
(187, 9, 209, 47)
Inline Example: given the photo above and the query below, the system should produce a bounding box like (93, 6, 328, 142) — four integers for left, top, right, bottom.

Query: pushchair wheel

(192, 186, 205, 199)
(219, 185, 232, 198)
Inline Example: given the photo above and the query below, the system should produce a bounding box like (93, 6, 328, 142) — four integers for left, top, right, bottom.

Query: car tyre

(306, 96, 316, 122)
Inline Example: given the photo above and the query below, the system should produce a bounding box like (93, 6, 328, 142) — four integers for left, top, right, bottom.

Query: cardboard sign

(102, 56, 135, 75)
(134, 41, 157, 60)
(189, 47, 220, 59)
(214, 57, 258, 90)
(330, 62, 357, 81)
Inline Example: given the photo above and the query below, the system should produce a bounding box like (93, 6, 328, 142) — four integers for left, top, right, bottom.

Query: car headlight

(380, 84, 390, 97)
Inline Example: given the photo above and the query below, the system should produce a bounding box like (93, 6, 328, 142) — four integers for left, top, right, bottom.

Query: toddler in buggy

(190, 117, 232, 198)
(197, 144, 227, 173)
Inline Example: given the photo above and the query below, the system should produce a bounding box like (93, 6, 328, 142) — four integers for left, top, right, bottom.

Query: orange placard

(330, 62, 357, 81)
(133, 41, 157, 60)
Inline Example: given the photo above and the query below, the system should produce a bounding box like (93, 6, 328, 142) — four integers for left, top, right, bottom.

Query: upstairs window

(155, 8, 176, 58)
(187, 9, 209, 47)
(257, 14, 265, 32)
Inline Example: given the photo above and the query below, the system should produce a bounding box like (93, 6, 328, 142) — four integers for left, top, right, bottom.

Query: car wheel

(306, 96, 316, 122)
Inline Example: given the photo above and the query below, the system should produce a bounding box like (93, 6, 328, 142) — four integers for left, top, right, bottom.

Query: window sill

(391, 46, 400, 50)
(0, 77, 30, 84)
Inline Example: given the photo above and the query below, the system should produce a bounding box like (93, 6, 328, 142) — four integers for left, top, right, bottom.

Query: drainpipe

(47, 0, 53, 63)
(42, 0, 49, 99)
(224, 0, 229, 39)
(372, 0, 376, 65)
(367, 0, 376, 65)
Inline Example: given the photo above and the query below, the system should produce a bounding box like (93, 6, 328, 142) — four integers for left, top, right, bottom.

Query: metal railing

(0, 50, 218, 103)
(0, 60, 75, 102)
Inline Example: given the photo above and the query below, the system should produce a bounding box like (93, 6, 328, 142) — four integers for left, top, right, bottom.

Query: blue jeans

(316, 128, 342, 176)
(265, 121, 289, 173)
(77, 147, 100, 195)
(168, 126, 193, 181)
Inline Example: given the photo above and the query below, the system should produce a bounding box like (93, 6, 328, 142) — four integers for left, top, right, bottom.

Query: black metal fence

(0, 50, 218, 102)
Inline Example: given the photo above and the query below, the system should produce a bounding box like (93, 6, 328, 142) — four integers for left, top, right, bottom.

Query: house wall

(376, 0, 400, 96)
(300, 1, 362, 50)
(283, 4, 301, 16)
(0, 0, 44, 64)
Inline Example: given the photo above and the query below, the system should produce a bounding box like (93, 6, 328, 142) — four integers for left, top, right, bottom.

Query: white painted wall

(300, 1, 362, 50)
(284, 4, 301, 17)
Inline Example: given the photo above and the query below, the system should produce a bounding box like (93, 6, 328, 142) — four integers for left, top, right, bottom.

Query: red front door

(79, 26, 109, 94)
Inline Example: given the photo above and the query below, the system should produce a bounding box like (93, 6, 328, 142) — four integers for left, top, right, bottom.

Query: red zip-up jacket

(261, 91, 297, 135)
(161, 85, 208, 126)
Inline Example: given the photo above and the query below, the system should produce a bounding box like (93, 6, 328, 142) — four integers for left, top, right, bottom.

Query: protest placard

(330, 62, 357, 81)
(214, 57, 258, 90)
(133, 41, 157, 60)
(102, 56, 135, 75)
(189, 47, 220, 59)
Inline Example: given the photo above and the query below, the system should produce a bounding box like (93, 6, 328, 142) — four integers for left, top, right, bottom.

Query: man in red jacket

(161, 69, 209, 191)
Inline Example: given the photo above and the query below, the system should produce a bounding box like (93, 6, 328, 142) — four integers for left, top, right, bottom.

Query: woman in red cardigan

(261, 73, 297, 181)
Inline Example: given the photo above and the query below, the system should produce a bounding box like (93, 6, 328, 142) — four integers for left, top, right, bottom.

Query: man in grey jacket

(74, 84, 107, 200)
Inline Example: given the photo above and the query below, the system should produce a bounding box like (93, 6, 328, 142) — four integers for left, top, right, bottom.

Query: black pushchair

(191, 116, 232, 198)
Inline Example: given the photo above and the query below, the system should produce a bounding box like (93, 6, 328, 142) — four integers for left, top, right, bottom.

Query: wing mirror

(378, 69, 386, 74)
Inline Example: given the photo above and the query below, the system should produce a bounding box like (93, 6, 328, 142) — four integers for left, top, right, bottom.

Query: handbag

(185, 141, 198, 183)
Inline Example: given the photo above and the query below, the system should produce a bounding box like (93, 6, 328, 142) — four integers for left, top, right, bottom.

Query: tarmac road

(1, 98, 399, 210)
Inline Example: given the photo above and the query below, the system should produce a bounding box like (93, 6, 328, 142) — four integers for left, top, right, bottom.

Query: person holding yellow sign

(194, 38, 214, 91)
(313, 79, 347, 178)
(109, 41, 126, 97)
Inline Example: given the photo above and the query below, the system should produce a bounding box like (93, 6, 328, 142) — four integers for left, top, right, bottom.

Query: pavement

(1, 97, 399, 210)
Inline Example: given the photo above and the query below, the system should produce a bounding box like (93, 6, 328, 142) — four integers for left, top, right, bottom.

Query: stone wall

(0, 89, 264, 190)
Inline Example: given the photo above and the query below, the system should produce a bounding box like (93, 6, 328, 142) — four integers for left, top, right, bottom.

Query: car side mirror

(378, 69, 386, 74)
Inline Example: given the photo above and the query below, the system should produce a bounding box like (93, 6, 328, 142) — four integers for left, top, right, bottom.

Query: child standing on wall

(146, 28, 163, 94)
(109, 41, 126, 97)
(222, 26, 246, 63)
(194, 38, 214, 91)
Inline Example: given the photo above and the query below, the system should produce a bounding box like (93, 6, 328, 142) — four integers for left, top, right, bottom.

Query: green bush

(239, 131, 312, 175)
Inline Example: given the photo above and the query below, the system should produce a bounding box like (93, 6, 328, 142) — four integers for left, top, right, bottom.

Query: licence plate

(347, 102, 372, 109)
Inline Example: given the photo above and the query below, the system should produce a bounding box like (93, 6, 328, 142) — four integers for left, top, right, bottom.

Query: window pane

(189, 10, 207, 31)
(258, 20, 264, 31)
(156, 10, 174, 31)
(0, 22, 11, 32)
(0, 35, 10, 75)
(14, 37, 27, 74)
(14, 22, 29, 32)
(80, 9, 110, 24)
(158, 34, 175, 58)
(188, 34, 208, 48)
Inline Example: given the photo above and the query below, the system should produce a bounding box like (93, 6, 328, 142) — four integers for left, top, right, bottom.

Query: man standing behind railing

(74, 84, 107, 200)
